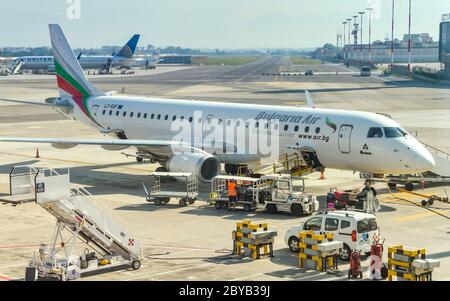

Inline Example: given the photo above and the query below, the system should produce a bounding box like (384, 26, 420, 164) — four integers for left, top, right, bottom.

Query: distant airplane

(127, 54, 163, 70)
(10, 34, 140, 73)
(0, 25, 435, 183)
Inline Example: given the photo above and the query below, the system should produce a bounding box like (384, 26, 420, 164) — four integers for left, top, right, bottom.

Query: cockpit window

(368, 127, 383, 138)
(384, 127, 407, 138)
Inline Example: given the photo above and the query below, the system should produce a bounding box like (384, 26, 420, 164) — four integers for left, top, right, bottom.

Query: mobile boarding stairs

(3, 166, 143, 281)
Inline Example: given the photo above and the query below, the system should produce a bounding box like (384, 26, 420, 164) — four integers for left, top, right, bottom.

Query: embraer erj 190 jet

(12, 34, 140, 73)
(0, 25, 435, 183)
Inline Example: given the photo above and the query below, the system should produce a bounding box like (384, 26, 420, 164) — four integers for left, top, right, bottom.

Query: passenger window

(325, 218, 339, 231)
(165, 115, 169, 120)
(109, 110, 113, 116)
(181, 116, 185, 121)
(368, 127, 383, 138)
(315, 127, 321, 134)
(151, 114, 155, 119)
(189, 117, 193, 123)
(305, 126, 310, 133)
(130, 112, 134, 118)
(115, 111, 119, 116)
(157, 114, 161, 120)
(304, 217, 322, 231)
(284, 125, 289, 131)
(172, 116, 176, 121)
(137, 113, 141, 118)
(294, 126, 299, 132)
(143, 113, 147, 119)
(102, 110, 106, 115)
(123, 111, 127, 117)
(341, 220, 351, 229)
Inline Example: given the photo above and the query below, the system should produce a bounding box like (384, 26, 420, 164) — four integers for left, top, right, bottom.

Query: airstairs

(11, 59, 24, 74)
(245, 153, 314, 178)
(6, 166, 143, 281)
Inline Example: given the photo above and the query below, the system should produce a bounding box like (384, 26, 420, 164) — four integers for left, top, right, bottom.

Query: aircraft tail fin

(49, 24, 104, 98)
(114, 34, 140, 58)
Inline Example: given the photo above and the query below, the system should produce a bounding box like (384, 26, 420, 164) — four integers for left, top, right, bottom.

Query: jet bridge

(10, 166, 143, 281)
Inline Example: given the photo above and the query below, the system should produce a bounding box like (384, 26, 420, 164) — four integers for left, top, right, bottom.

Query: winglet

(305, 90, 315, 108)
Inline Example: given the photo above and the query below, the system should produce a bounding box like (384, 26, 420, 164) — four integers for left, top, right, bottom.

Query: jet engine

(166, 153, 221, 182)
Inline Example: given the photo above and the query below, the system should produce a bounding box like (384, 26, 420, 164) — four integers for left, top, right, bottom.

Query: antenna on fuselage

(305, 90, 315, 109)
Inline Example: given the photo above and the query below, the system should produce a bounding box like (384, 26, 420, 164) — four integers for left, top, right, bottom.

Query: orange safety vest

(228, 181, 237, 197)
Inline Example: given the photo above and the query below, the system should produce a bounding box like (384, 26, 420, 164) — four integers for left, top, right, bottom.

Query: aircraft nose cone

(414, 146, 435, 172)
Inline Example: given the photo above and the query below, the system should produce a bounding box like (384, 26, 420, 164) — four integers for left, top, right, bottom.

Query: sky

(0, 0, 448, 49)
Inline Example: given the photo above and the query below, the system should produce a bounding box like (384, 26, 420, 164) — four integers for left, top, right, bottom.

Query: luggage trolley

(143, 172, 199, 207)
(209, 175, 268, 212)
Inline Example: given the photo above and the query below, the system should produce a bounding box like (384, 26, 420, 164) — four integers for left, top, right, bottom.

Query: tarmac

(0, 56, 450, 281)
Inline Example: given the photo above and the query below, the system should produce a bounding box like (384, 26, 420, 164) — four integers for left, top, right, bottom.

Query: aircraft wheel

(215, 202, 222, 210)
(405, 182, 414, 192)
(154, 199, 162, 206)
(136, 157, 144, 163)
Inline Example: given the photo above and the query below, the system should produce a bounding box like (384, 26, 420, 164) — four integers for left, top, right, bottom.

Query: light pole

(408, 0, 412, 72)
(367, 8, 374, 67)
(343, 21, 347, 61)
(391, 0, 395, 71)
(347, 18, 352, 66)
(359, 11, 365, 66)
(353, 15, 358, 64)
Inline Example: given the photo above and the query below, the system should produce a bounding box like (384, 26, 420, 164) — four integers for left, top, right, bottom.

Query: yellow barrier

(298, 231, 336, 272)
(233, 220, 275, 260)
(388, 245, 427, 281)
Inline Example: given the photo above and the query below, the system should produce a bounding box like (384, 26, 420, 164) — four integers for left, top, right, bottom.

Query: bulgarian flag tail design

(49, 24, 104, 120)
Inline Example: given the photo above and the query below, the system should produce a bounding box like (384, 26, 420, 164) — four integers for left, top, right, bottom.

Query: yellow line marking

(395, 211, 438, 222)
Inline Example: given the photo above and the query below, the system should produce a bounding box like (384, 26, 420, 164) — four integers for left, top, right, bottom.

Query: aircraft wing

(0, 137, 181, 148)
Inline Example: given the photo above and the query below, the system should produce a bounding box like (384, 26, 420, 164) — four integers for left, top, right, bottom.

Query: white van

(360, 66, 372, 76)
(284, 211, 379, 260)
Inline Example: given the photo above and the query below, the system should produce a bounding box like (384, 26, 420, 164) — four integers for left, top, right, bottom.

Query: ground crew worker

(228, 179, 238, 211)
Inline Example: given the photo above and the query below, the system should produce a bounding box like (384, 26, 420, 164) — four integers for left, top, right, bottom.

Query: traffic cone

(35, 148, 40, 159)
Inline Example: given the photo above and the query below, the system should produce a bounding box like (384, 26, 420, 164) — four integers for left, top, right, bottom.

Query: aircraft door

(91, 105, 100, 117)
(338, 125, 353, 154)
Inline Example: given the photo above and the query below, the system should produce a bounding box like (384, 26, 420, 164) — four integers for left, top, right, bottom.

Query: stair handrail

(69, 184, 142, 252)
(420, 141, 450, 159)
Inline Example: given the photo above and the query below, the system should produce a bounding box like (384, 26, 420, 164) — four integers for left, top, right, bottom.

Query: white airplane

(127, 54, 162, 69)
(11, 34, 140, 73)
(0, 25, 435, 183)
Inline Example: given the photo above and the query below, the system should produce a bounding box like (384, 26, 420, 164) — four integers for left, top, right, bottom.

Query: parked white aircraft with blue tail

(10, 34, 140, 73)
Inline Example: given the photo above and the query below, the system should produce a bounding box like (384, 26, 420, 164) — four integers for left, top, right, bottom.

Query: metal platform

(8, 166, 144, 281)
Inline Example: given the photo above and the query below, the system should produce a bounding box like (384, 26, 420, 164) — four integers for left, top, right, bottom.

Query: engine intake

(166, 153, 221, 182)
